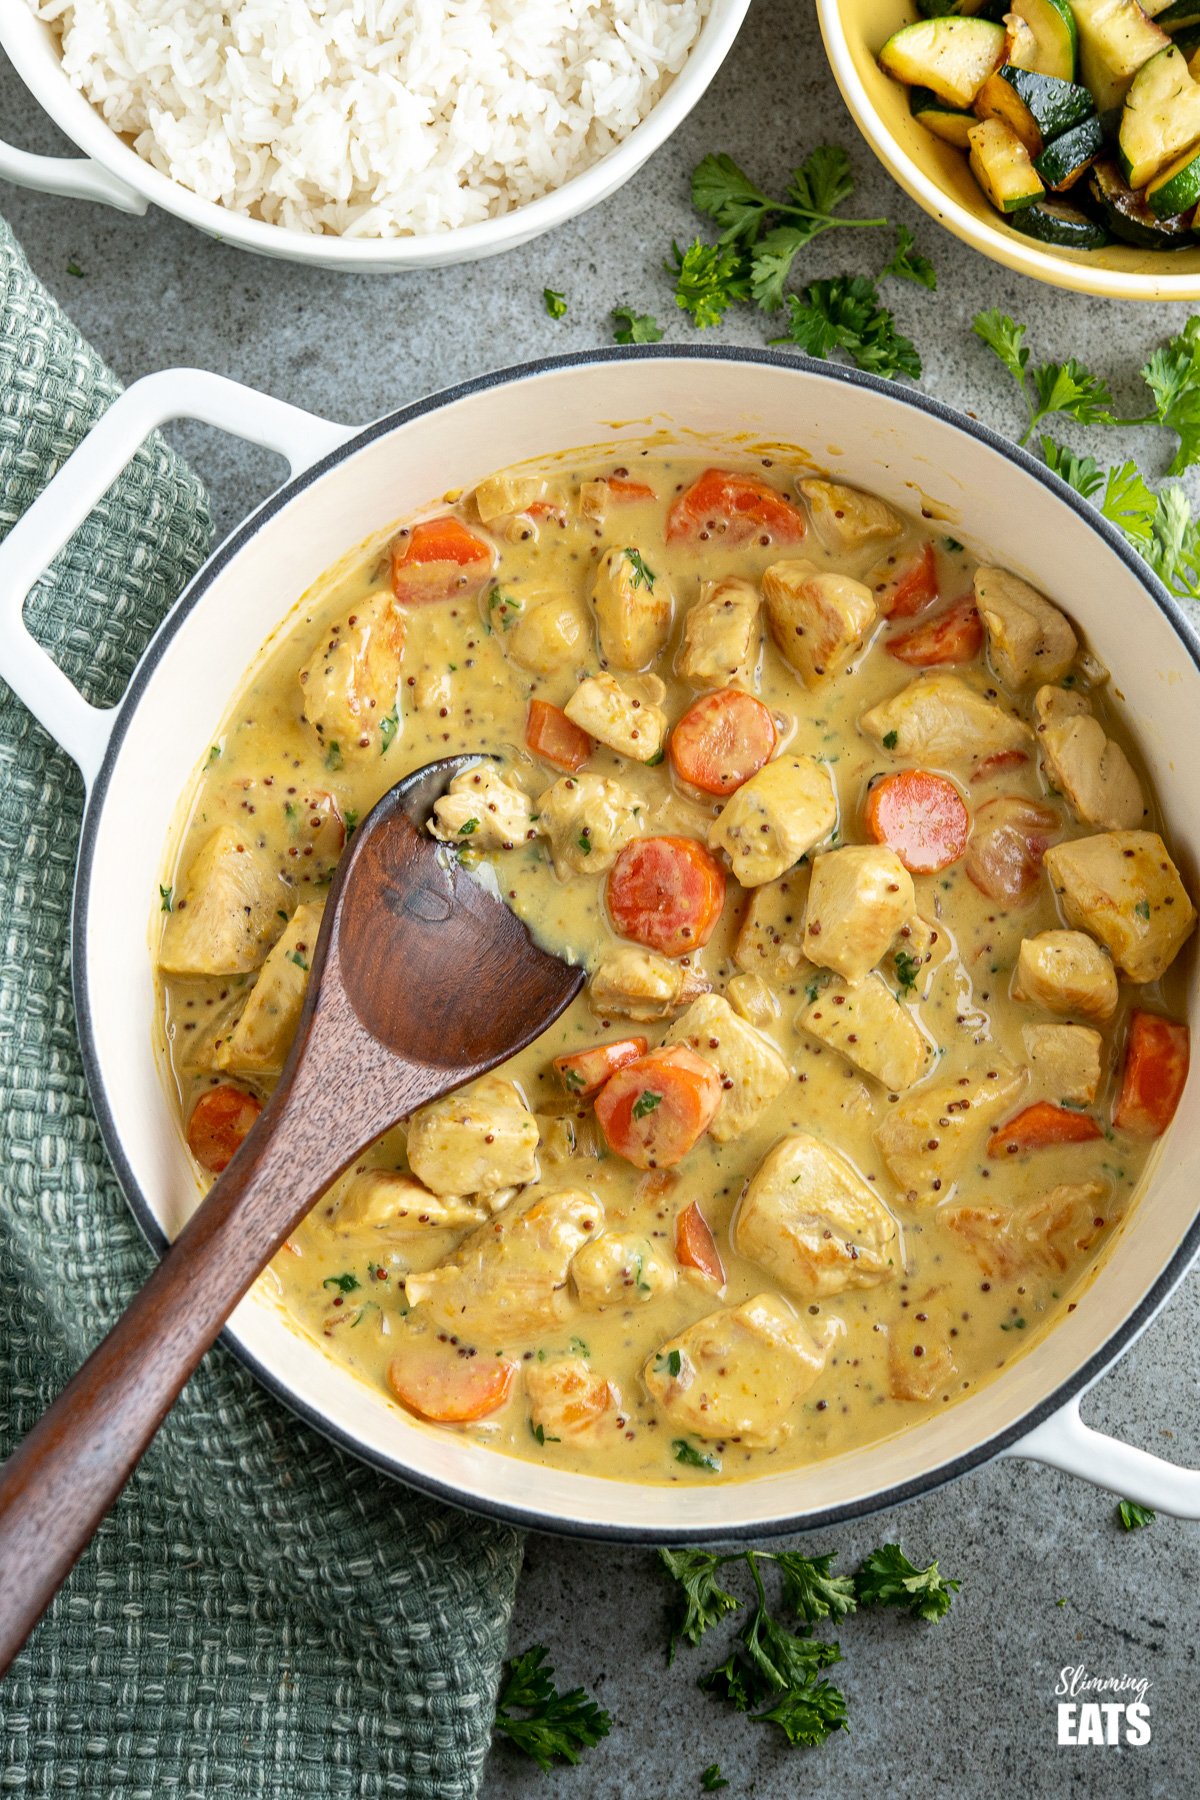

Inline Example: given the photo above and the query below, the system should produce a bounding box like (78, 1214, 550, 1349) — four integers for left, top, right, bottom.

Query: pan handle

(1006, 1396, 1200, 1518)
(0, 368, 356, 788)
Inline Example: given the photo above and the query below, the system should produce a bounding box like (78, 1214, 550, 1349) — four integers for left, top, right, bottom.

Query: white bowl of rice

(0, 0, 749, 270)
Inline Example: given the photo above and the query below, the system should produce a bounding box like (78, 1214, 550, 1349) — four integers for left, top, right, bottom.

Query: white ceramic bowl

(0, 1, 750, 271)
(1, 349, 1198, 1536)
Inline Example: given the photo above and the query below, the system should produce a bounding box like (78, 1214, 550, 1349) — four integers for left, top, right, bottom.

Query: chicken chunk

(591, 545, 673, 670)
(406, 1075, 539, 1197)
(588, 945, 711, 1021)
(334, 1170, 487, 1234)
(299, 590, 405, 759)
(887, 1300, 958, 1402)
(726, 972, 780, 1028)
(217, 902, 322, 1076)
(404, 1188, 601, 1344)
(563, 672, 667, 763)
(430, 763, 537, 850)
(800, 974, 933, 1091)
(732, 871, 813, 986)
(159, 827, 283, 977)
(1033, 686, 1144, 832)
(1043, 831, 1197, 984)
(642, 1294, 834, 1448)
(762, 559, 877, 687)
(708, 755, 837, 888)
(678, 577, 760, 687)
(803, 845, 915, 984)
(473, 472, 544, 523)
(734, 1133, 901, 1299)
(1013, 929, 1118, 1023)
(506, 594, 590, 677)
(572, 1233, 676, 1307)
(942, 1181, 1107, 1280)
(975, 567, 1077, 689)
(538, 773, 643, 877)
(664, 994, 790, 1143)
(798, 479, 904, 555)
(1022, 1022, 1104, 1105)
(875, 1063, 1026, 1203)
(860, 674, 1031, 765)
(524, 1357, 621, 1446)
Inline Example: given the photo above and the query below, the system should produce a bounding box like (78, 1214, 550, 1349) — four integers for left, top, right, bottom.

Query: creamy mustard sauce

(156, 449, 1190, 1486)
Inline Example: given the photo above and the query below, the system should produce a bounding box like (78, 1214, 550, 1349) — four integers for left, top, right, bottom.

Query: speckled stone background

(1, 1, 1197, 1794)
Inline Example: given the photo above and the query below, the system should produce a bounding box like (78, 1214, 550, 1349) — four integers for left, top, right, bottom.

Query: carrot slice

(971, 749, 1030, 783)
(604, 476, 656, 502)
(666, 468, 807, 546)
(669, 688, 777, 796)
(390, 516, 496, 607)
(526, 698, 592, 773)
(988, 1102, 1103, 1157)
(675, 1200, 726, 1286)
(875, 542, 939, 619)
(186, 1085, 262, 1174)
(594, 1045, 724, 1170)
(607, 835, 726, 957)
(1114, 1012, 1190, 1138)
(387, 1349, 517, 1423)
(864, 770, 971, 875)
(554, 1036, 648, 1100)
(888, 596, 982, 666)
(965, 795, 1059, 904)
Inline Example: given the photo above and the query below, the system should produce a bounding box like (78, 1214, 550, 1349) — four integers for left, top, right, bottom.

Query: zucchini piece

(915, 1, 993, 13)
(1034, 111, 1106, 182)
(968, 116, 1047, 207)
(910, 85, 978, 145)
(975, 65, 1096, 155)
(1069, 0, 1170, 110)
(880, 16, 1006, 107)
(1172, 24, 1200, 54)
(1009, 194, 1114, 240)
(1118, 43, 1200, 185)
(1153, 1, 1200, 22)
(1009, 0, 1079, 78)
(1089, 153, 1196, 240)
(1005, 11, 1044, 67)
(1146, 135, 1200, 208)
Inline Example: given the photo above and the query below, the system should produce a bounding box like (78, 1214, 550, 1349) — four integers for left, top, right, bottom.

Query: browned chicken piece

(798, 479, 904, 554)
(572, 1233, 676, 1306)
(875, 1063, 1026, 1203)
(732, 870, 813, 986)
(588, 945, 711, 1021)
(975, 567, 1076, 688)
(524, 1357, 622, 1446)
(1013, 929, 1119, 1023)
(406, 1075, 540, 1197)
(538, 772, 644, 877)
(887, 1299, 959, 1403)
(1022, 1022, 1104, 1105)
(564, 672, 667, 762)
(473, 472, 545, 523)
(1044, 831, 1197, 983)
(642, 1294, 836, 1448)
(217, 901, 323, 1076)
(1033, 685, 1144, 831)
(803, 845, 915, 984)
(404, 1188, 602, 1343)
(725, 973, 780, 1028)
(299, 590, 405, 759)
(678, 577, 760, 686)
(664, 994, 790, 1142)
(334, 1170, 487, 1234)
(799, 975, 933, 1091)
(860, 674, 1031, 764)
(942, 1181, 1108, 1279)
(591, 545, 674, 669)
(762, 559, 877, 687)
(506, 593, 590, 676)
(734, 1133, 901, 1299)
(430, 764, 537, 849)
(708, 755, 837, 887)
(159, 826, 284, 977)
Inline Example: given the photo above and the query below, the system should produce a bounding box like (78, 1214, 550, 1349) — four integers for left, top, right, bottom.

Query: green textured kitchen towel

(0, 215, 523, 1798)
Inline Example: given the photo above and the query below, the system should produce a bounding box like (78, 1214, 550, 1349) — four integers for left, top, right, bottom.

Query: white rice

(32, 0, 710, 237)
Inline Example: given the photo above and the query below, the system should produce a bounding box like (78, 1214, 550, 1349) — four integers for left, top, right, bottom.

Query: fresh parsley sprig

(773, 276, 922, 381)
(855, 1544, 961, 1622)
(493, 1644, 612, 1771)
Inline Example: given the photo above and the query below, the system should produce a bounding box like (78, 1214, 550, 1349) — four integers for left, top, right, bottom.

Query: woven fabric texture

(0, 216, 522, 1798)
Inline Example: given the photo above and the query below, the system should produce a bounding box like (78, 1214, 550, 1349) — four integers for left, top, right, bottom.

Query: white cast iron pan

(0, 349, 1197, 1537)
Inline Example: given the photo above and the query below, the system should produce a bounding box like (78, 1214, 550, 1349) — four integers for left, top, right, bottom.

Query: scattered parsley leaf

(624, 547, 657, 589)
(691, 151, 774, 244)
(324, 741, 343, 771)
(674, 1438, 721, 1472)
(855, 1545, 960, 1622)
(612, 304, 664, 344)
(773, 276, 920, 382)
(654, 1349, 683, 1377)
(894, 949, 920, 994)
(207, 744, 221, 764)
(345, 808, 360, 834)
(1135, 898, 1151, 921)
(752, 1677, 849, 1748)
(1142, 316, 1200, 474)
(773, 1550, 857, 1626)
(789, 144, 856, 218)
(882, 728, 899, 749)
(700, 1765, 729, 1792)
(881, 224, 936, 290)
(1039, 434, 1107, 503)
(632, 1089, 662, 1120)
(159, 885, 173, 913)
(1118, 1499, 1155, 1531)
(323, 1272, 359, 1294)
(1028, 357, 1117, 438)
(543, 287, 567, 320)
(379, 707, 399, 754)
(669, 237, 750, 329)
(658, 1549, 742, 1660)
(529, 1421, 560, 1446)
(493, 1645, 611, 1771)
(973, 308, 1029, 389)
(66, 259, 85, 278)
(458, 818, 480, 836)
(749, 225, 817, 312)
(576, 831, 593, 855)
(287, 949, 309, 971)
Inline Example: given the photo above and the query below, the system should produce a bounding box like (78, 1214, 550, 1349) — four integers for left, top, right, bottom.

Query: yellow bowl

(816, 0, 1200, 300)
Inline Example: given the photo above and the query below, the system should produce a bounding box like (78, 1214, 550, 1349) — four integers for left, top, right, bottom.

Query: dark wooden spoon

(0, 754, 583, 1677)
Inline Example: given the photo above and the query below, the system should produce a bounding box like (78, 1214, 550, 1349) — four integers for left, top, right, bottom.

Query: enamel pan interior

(72, 349, 1200, 1539)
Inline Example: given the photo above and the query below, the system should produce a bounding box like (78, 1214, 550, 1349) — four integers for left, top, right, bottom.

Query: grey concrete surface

(2, 1, 1198, 1794)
